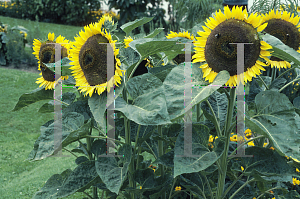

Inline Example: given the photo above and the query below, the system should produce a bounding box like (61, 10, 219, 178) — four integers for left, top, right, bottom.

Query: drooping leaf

(201, 91, 228, 133)
(95, 144, 132, 194)
(144, 28, 164, 38)
(32, 169, 72, 199)
(27, 112, 91, 161)
(174, 124, 224, 177)
(269, 78, 287, 90)
(120, 17, 154, 35)
(262, 33, 300, 66)
(245, 90, 300, 162)
(38, 92, 76, 113)
(12, 87, 53, 111)
(43, 57, 73, 76)
(56, 161, 100, 198)
(163, 62, 230, 121)
(115, 73, 171, 125)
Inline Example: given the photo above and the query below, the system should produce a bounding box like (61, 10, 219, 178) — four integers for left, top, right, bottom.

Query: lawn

(0, 67, 99, 198)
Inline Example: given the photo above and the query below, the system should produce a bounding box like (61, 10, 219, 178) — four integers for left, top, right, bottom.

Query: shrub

(12, 0, 101, 26)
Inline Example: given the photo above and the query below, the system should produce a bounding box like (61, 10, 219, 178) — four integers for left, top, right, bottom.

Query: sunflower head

(261, 9, 300, 70)
(192, 6, 272, 86)
(70, 22, 125, 97)
(166, 30, 195, 64)
(33, 32, 70, 71)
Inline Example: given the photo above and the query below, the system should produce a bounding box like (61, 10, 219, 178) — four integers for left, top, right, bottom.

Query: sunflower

(33, 33, 70, 90)
(261, 9, 300, 70)
(69, 22, 125, 97)
(124, 36, 133, 48)
(166, 30, 195, 64)
(192, 6, 273, 86)
(32, 32, 70, 71)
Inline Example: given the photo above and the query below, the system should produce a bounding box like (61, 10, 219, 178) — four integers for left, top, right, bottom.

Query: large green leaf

(144, 28, 164, 38)
(129, 37, 183, 59)
(163, 62, 230, 121)
(27, 112, 91, 161)
(12, 87, 53, 111)
(32, 169, 72, 199)
(56, 161, 100, 198)
(38, 92, 76, 113)
(201, 91, 228, 133)
(240, 147, 297, 182)
(262, 33, 300, 66)
(245, 90, 300, 162)
(88, 75, 125, 129)
(120, 17, 154, 35)
(43, 57, 73, 76)
(174, 124, 224, 178)
(115, 73, 171, 125)
(95, 144, 132, 195)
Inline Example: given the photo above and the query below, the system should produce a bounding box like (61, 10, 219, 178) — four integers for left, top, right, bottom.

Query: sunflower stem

(86, 127, 98, 198)
(206, 99, 221, 137)
(158, 125, 166, 199)
(276, 65, 299, 79)
(279, 77, 300, 92)
(125, 117, 135, 199)
(257, 76, 269, 90)
(216, 87, 236, 199)
(228, 178, 256, 199)
(196, 103, 201, 122)
(271, 67, 277, 83)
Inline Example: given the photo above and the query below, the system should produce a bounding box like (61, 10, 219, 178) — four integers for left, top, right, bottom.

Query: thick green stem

(279, 77, 300, 92)
(196, 103, 201, 122)
(271, 66, 276, 82)
(228, 178, 256, 199)
(158, 125, 166, 199)
(86, 127, 98, 199)
(216, 87, 236, 199)
(206, 99, 222, 137)
(125, 117, 135, 199)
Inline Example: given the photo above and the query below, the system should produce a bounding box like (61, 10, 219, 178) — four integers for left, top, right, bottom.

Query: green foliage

(11, 0, 101, 26)
(108, 0, 167, 34)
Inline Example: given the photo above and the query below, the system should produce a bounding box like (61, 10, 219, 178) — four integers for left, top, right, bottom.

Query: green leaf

(27, 112, 91, 161)
(43, 57, 73, 76)
(201, 91, 228, 133)
(152, 150, 174, 167)
(241, 147, 296, 183)
(56, 161, 100, 198)
(95, 144, 132, 194)
(120, 17, 154, 35)
(262, 33, 300, 66)
(88, 75, 124, 129)
(245, 90, 300, 162)
(163, 63, 230, 121)
(38, 92, 76, 113)
(115, 73, 171, 125)
(269, 78, 287, 90)
(129, 37, 182, 59)
(174, 124, 224, 177)
(32, 169, 72, 199)
(12, 87, 53, 111)
(144, 28, 164, 38)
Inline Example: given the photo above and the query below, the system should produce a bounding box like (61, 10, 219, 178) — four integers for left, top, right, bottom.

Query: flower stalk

(158, 125, 166, 199)
(216, 87, 236, 199)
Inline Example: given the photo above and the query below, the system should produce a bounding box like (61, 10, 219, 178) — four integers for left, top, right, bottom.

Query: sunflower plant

(12, 6, 300, 199)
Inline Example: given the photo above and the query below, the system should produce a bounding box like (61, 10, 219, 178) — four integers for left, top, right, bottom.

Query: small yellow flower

(248, 141, 255, 146)
(145, 58, 153, 68)
(269, 147, 275, 150)
(230, 135, 237, 142)
(296, 168, 300, 172)
(241, 166, 244, 171)
(175, 186, 181, 191)
(293, 177, 300, 185)
(263, 142, 268, 147)
(139, 186, 142, 189)
(269, 190, 274, 194)
(244, 129, 251, 134)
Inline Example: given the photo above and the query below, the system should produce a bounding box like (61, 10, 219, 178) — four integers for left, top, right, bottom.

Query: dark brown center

(204, 19, 261, 76)
(264, 18, 300, 62)
(78, 34, 116, 86)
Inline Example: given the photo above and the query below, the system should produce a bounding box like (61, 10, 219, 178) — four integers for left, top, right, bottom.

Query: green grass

(0, 67, 101, 198)
(0, 15, 83, 42)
